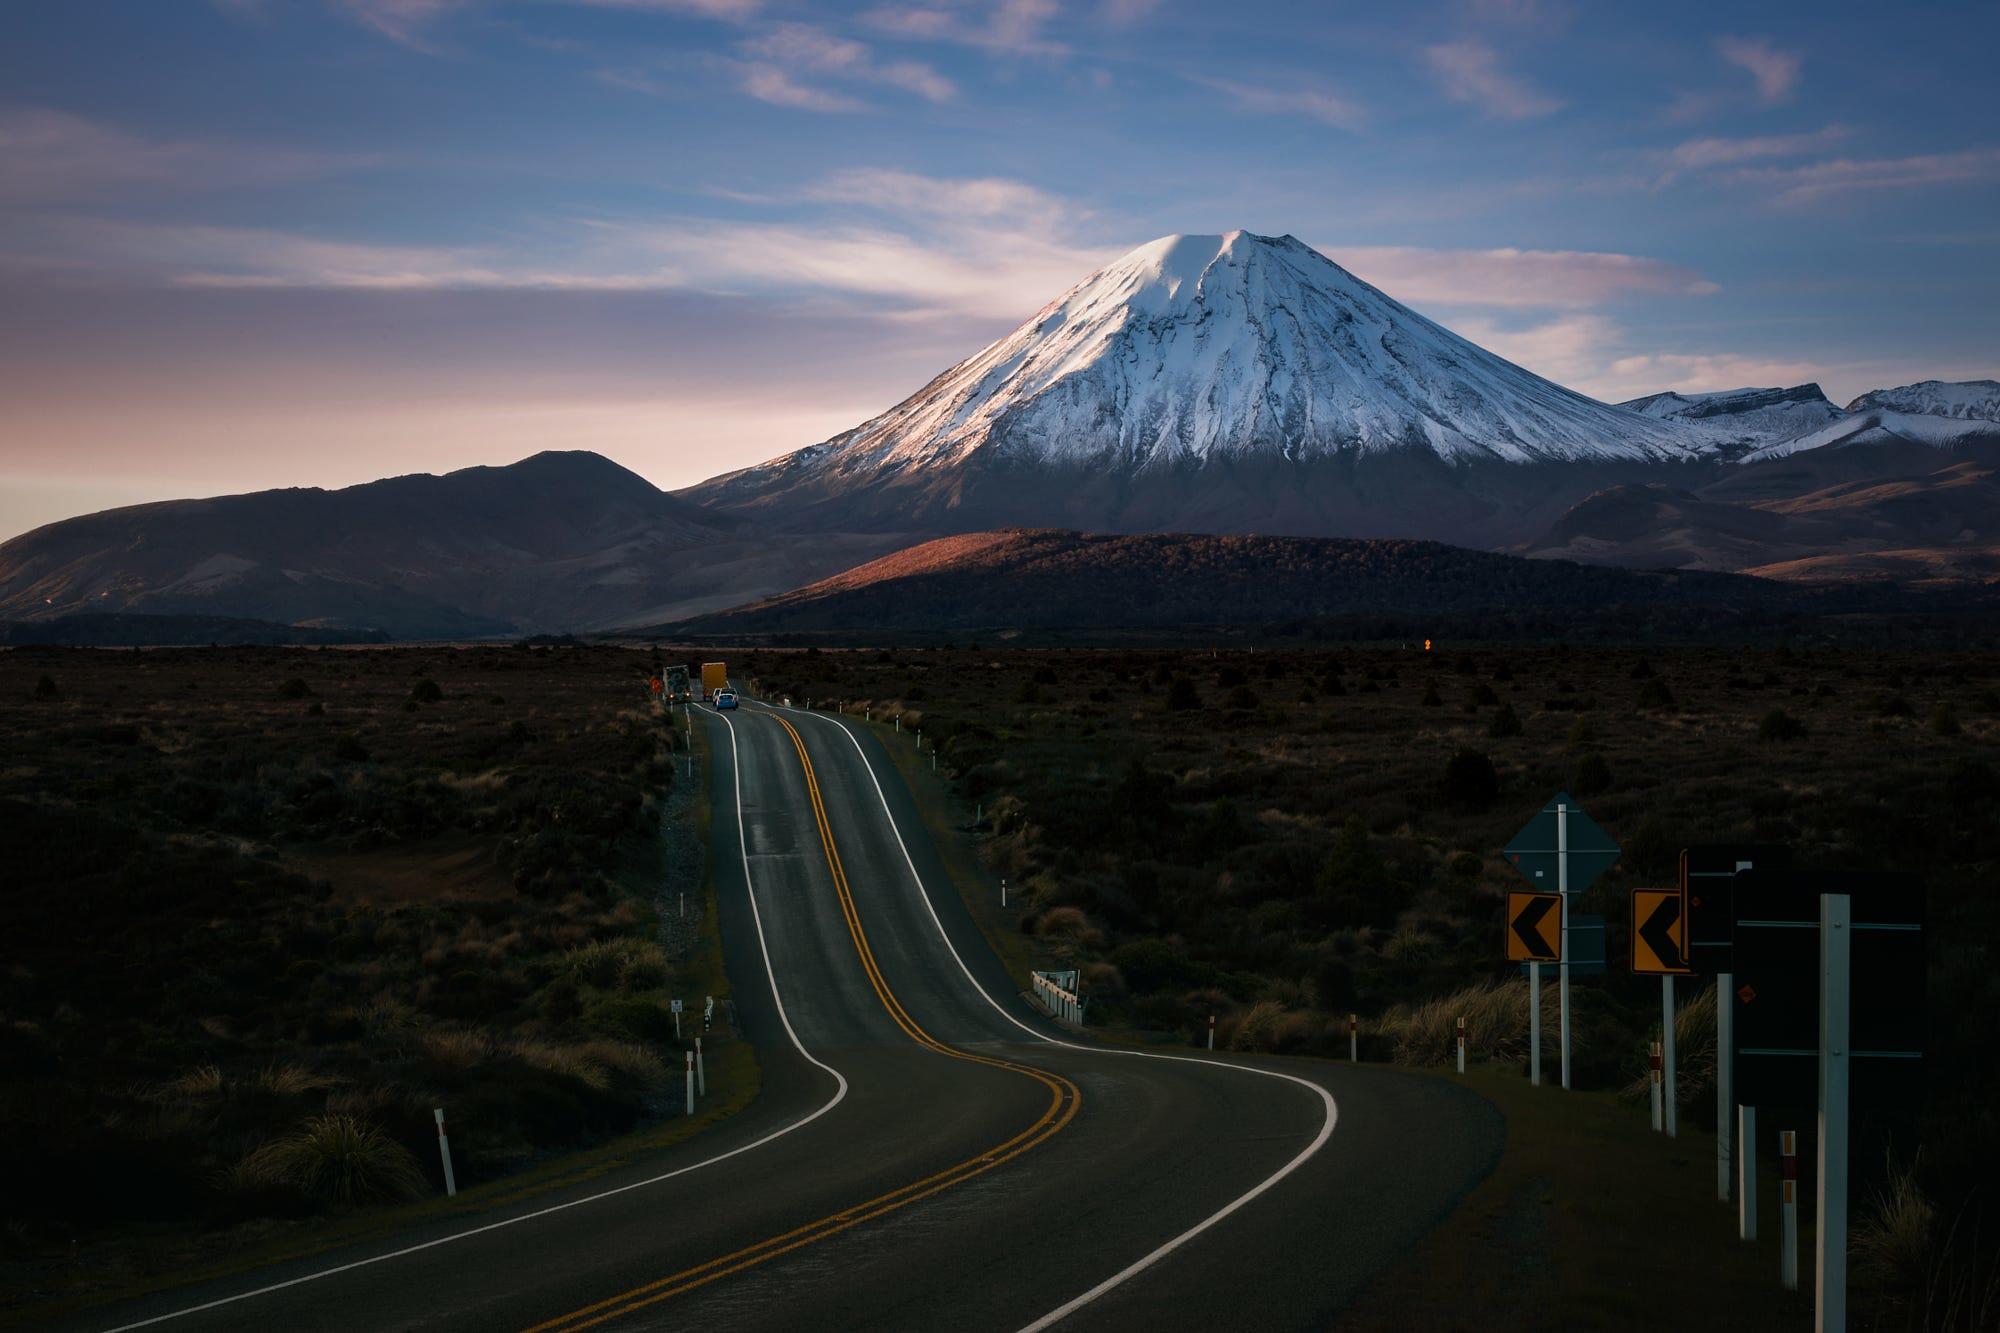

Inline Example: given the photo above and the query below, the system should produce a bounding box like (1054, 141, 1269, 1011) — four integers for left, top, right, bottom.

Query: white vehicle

(715, 689, 739, 710)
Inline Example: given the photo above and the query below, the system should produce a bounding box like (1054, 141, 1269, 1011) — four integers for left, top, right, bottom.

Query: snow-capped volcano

(686, 232, 1720, 536)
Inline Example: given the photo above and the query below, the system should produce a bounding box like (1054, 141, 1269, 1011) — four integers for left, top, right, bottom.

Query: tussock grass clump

(420, 1028, 496, 1068)
(153, 1063, 226, 1102)
(1379, 981, 1557, 1068)
(1620, 981, 1718, 1107)
(562, 938, 667, 991)
(237, 1115, 427, 1205)
(255, 1063, 338, 1097)
(1850, 1154, 1938, 1293)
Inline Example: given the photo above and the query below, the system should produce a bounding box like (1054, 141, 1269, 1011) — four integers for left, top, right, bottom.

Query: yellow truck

(701, 661, 728, 701)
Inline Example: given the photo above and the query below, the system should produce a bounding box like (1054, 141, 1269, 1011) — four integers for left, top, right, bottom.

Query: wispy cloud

(1716, 35, 1801, 104)
(337, 0, 761, 50)
(9, 168, 1111, 321)
(1193, 77, 1365, 131)
(862, 0, 1067, 56)
(1327, 244, 1717, 309)
(1734, 148, 2000, 206)
(1450, 312, 1831, 401)
(732, 23, 956, 109)
(1663, 125, 1848, 171)
(0, 109, 372, 203)
(1422, 41, 1561, 120)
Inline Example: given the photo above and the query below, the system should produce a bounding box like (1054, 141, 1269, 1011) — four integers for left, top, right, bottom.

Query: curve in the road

(519, 709, 1083, 1332)
(763, 701, 1341, 1333)
(96, 704, 858, 1333)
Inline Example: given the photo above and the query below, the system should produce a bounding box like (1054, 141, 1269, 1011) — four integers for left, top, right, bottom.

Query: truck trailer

(701, 661, 728, 701)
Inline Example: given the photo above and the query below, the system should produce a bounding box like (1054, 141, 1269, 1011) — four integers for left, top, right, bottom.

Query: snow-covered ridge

(1741, 409, 2000, 462)
(1844, 380, 2000, 421)
(759, 230, 1716, 483)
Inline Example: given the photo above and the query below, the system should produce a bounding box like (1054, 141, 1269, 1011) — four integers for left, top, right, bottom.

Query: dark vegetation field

(0, 645, 702, 1304)
(744, 642, 2000, 1328)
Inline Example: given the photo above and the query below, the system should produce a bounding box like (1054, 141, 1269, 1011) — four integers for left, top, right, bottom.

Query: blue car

(715, 690, 739, 710)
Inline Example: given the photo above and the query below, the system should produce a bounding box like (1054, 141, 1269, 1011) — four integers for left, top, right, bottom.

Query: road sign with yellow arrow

(1631, 888, 1692, 974)
(1506, 891, 1561, 962)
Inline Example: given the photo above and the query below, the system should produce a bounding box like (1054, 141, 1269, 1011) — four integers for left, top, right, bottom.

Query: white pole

(1456, 1016, 1466, 1074)
(1529, 961, 1542, 1087)
(696, 1037, 706, 1097)
(1349, 1014, 1357, 1063)
(1817, 892, 1851, 1333)
(1781, 1129, 1800, 1291)
(1207, 1014, 1215, 1051)
(1558, 802, 1571, 1091)
(1740, 1105, 1759, 1240)
(896, 716, 900, 732)
(1651, 1041, 1664, 1132)
(673, 1008, 681, 1040)
(685, 1051, 695, 1116)
(1663, 974, 1678, 1137)
(1001, 878, 1007, 908)
(434, 1108, 457, 1198)
(1718, 973, 1734, 1201)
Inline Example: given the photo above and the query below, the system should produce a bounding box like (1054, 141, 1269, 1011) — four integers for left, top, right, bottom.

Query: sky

(2, 0, 1997, 540)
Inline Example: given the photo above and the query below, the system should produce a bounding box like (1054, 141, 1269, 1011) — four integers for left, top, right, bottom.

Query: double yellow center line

(522, 710, 1081, 1332)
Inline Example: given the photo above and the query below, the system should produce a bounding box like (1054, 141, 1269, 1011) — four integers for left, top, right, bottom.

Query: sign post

(1507, 889, 1560, 1087)
(671, 997, 684, 1041)
(1632, 886, 1690, 1135)
(1781, 1129, 1800, 1291)
(1817, 892, 1851, 1333)
(1505, 794, 1619, 1094)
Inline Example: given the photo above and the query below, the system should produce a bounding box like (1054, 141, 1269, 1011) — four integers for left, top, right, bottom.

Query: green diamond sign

(1504, 791, 1620, 894)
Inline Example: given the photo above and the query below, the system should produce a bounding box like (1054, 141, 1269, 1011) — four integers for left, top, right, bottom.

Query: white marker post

(695, 1037, 706, 1097)
(1348, 1014, 1357, 1063)
(434, 1108, 457, 1198)
(1207, 1014, 1215, 1051)
(1456, 1016, 1466, 1074)
(1529, 960, 1542, 1087)
(1650, 1041, 1664, 1132)
(1718, 973, 1734, 1201)
(1558, 802, 1572, 1091)
(684, 1050, 695, 1116)
(1740, 1105, 1759, 1240)
(672, 998, 682, 1041)
(1817, 892, 1851, 1333)
(1781, 1129, 1800, 1291)
(1662, 974, 1678, 1137)
(1001, 878, 1008, 908)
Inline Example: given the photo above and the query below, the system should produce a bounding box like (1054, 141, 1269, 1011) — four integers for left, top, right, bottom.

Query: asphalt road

(75, 699, 1501, 1333)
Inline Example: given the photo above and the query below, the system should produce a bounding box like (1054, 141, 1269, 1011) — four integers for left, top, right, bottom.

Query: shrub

(1636, 679, 1676, 709)
(1759, 708, 1807, 741)
(409, 679, 444, 705)
(1419, 680, 1442, 707)
(277, 679, 314, 700)
(1850, 1156, 1938, 1293)
(1441, 748, 1498, 810)
(1487, 704, 1523, 738)
(542, 977, 584, 1023)
(33, 675, 59, 700)
(1573, 752, 1612, 796)
(1931, 704, 1961, 736)
(238, 1115, 427, 1205)
(332, 734, 370, 763)
(1166, 678, 1200, 711)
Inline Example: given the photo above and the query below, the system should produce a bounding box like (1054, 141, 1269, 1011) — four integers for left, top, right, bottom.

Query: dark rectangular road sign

(1732, 868, 1924, 1110)
(1681, 844, 1791, 974)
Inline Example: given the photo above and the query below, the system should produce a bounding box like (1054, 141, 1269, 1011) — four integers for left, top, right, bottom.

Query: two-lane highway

(76, 696, 1499, 1333)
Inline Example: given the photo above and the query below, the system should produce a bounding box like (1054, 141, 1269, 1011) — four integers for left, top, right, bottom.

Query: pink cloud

(1422, 41, 1561, 120)
(1716, 35, 1801, 104)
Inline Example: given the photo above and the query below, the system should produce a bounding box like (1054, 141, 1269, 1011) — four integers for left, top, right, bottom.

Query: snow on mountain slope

(702, 231, 1712, 505)
(1741, 408, 2000, 461)
(1845, 379, 2000, 421)
(1617, 383, 1845, 447)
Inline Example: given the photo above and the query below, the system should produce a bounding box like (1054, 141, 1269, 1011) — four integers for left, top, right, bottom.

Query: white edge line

(763, 701, 1339, 1333)
(99, 705, 848, 1333)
